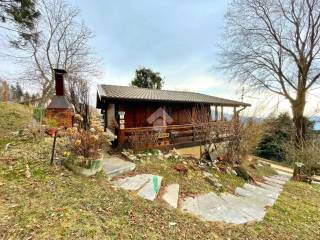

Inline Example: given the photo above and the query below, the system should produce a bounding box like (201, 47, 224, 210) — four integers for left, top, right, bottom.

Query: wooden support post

(119, 129, 126, 147)
(220, 106, 224, 121)
(233, 106, 237, 121)
(104, 105, 108, 131)
(162, 105, 167, 127)
(215, 105, 218, 121)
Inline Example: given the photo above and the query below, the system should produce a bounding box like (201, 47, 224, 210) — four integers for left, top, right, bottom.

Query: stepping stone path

(181, 172, 291, 224)
(162, 184, 180, 208)
(103, 156, 136, 179)
(112, 171, 291, 225)
(114, 174, 163, 201)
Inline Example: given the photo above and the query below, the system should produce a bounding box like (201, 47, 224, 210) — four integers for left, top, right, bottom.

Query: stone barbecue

(47, 69, 74, 127)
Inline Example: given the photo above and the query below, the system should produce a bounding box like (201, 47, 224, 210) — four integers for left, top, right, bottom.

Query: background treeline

(254, 113, 320, 175)
(0, 80, 39, 105)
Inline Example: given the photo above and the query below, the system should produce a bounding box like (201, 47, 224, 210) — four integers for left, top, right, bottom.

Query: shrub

(285, 137, 320, 176)
(255, 112, 315, 162)
(33, 108, 46, 122)
(58, 116, 116, 168)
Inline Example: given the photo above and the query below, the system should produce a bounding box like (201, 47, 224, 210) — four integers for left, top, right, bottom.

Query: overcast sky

(0, 0, 319, 120)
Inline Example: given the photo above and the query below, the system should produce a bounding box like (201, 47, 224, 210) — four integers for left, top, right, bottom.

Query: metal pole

(50, 129, 57, 165)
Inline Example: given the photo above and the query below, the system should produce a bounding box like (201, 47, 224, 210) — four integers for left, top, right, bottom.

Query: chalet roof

(97, 84, 250, 107)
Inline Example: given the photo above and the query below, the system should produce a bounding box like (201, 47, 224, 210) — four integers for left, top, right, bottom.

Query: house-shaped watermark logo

(147, 107, 173, 131)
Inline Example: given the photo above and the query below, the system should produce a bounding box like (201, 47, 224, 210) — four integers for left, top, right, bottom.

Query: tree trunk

(291, 98, 306, 146)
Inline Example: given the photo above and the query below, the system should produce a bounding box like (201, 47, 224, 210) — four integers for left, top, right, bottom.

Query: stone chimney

(47, 69, 74, 127)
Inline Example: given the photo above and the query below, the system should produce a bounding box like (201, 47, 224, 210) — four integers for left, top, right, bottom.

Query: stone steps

(112, 172, 291, 225)
(181, 174, 290, 224)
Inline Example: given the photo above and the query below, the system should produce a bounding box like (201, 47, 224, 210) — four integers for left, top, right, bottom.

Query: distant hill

(221, 113, 320, 130)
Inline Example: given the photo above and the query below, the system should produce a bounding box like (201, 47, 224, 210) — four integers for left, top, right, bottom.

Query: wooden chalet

(96, 85, 250, 149)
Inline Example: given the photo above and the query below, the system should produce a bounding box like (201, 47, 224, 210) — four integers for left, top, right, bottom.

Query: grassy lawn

(1, 103, 320, 239)
(0, 102, 33, 148)
(134, 156, 277, 196)
(134, 158, 248, 195)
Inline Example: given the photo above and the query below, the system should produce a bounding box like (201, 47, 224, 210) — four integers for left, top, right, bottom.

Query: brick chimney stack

(54, 69, 67, 96)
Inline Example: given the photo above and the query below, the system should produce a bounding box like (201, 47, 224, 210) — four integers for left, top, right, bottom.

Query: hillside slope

(0, 104, 320, 239)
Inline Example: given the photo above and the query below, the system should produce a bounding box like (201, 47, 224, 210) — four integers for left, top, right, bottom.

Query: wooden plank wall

(118, 102, 203, 128)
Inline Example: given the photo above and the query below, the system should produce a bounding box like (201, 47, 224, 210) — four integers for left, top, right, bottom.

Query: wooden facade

(96, 85, 250, 150)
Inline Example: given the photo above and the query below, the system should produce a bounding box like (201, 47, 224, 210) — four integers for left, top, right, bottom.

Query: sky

(0, 0, 319, 123)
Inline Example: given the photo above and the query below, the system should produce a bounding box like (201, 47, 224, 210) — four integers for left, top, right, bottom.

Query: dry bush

(285, 136, 320, 176)
(58, 116, 116, 168)
(204, 117, 266, 166)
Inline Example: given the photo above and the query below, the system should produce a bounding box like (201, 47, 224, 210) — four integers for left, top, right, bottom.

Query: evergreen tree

(16, 82, 23, 102)
(131, 67, 164, 89)
(10, 85, 17, 102)
(256, 112, 315, 161)
(24, 91, 30, 104)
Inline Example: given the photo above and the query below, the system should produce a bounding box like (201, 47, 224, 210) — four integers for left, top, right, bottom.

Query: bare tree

(13, 0, 100, 104)
(67, 74, 90, 129)
(221, 0, 320, 144)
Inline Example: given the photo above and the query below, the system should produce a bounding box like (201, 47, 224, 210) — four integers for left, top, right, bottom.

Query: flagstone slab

(235, 187, 276, 206)
(264, 180, 284, 188)
(162, 184, 180, 208)
(138, 175, 163, 201)
(271, 175, 291, 181)
(256, 181, 283, 192)
(220, 193, 266, 222)
(181, 192, 253, 224)
(113, 174, 152, 191)
(243, 184, 279, 199)
(103, 156, 136, 179)
(263, 176, 287, 185)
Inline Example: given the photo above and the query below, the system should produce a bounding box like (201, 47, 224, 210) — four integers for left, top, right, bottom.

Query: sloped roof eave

(97, 84, 251, 107)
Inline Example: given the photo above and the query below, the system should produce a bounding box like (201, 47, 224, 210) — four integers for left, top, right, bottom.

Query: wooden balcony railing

(118, 120, 238, 149)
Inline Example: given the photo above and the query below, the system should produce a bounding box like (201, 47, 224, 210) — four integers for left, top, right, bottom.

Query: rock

(114, 174, 152, 191)
(4, 143, 11, 151)
(128, 155, 138, 161)
(209, 151, 217, 162)
(158, 152, 164, 160)
(162, 184, 180, 208)
(137, 175, 163, 201)
(169, 222, 177, 227)
(205, 175, 223, 190)
(103, 156, 136, 179)
(203, 171, 213, 178)
(234, 166, 254, 182)
(226, 167, 232, 175)
(231, 170, 237, 175)
(137, 153, 147, 158)
(174, 164, 188, 174)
